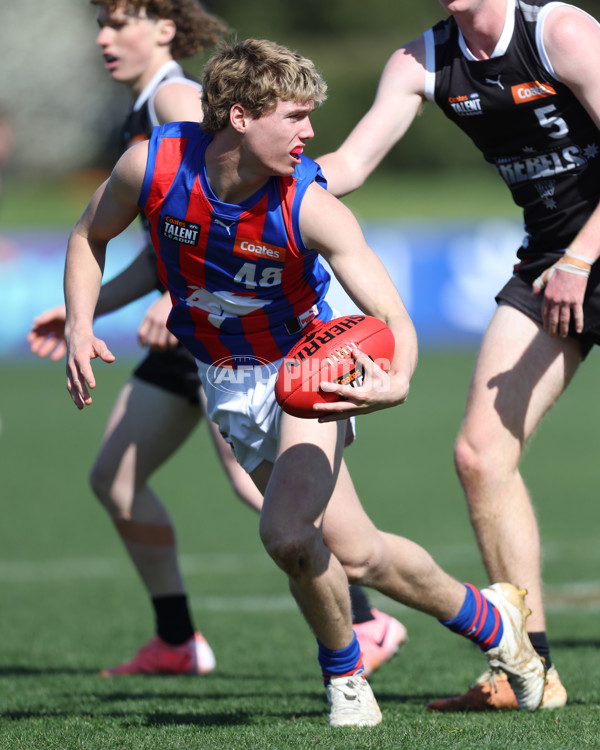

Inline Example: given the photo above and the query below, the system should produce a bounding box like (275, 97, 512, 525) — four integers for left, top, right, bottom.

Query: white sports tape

(564, 249, 594, 265)
(533, 259, 591, 291)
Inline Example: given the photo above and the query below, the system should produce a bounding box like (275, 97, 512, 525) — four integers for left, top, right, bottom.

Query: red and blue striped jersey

(139, 121, 333, 366)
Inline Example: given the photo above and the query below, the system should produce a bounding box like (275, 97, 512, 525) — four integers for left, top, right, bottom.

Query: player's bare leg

(255, 416, 476, 639)
(254, 418, 386, 727)
(320, 459, 469, 618)
(90, 376, 201, 596)
(256, 421, 474, 631)
(91, 376, 216, 677)
(454, 304, 581, 631)
(424, 305, 576, 710)
(272, 425, 545, 713)
(242, 413, 406, 675)
(255, 418, 355, 650)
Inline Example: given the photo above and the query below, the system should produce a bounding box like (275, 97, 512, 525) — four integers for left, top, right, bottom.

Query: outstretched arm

(64, 141, 148, 408)
(94, 246, 179, 350)
(96, 244, 160, 315)
(28, 245, 161, 361)
(42, 80, 203, 371)
(202, 392, 265, 513)
(317, 37, 427, 197)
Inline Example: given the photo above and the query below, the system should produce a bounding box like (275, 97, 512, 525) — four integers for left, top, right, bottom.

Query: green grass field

(1, 351, 599, 749)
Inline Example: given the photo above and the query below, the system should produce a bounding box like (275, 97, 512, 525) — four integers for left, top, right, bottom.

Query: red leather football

(275, 315, 395, 418)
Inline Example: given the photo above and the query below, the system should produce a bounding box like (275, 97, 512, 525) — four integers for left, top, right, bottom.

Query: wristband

(533, 251, 592, 291)
(564, 249, 594, 265)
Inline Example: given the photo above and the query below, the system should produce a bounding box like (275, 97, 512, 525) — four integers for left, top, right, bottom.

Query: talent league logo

(511, 81, 556, 104)
(448, 92, 483, 116)
(162, 215, 200, 246)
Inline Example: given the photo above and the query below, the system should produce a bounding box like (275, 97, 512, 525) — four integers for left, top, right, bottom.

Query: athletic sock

(441, 583, 504, 650)
(349, 585, 375, 624)
(152, 594, 195, 646)
(528, 631, 552, 670)
(318, 632, 364, 683)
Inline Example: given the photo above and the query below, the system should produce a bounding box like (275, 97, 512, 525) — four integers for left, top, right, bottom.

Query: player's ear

(230, 103, 248, 133)
(156, 18, 176, 47)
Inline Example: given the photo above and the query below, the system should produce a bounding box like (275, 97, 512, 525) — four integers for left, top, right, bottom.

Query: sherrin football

(275, 315, 395, 418)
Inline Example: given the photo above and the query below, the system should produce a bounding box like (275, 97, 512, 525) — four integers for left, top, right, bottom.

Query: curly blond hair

(201, 39, 328, 135)
(89, 0, 228, 59)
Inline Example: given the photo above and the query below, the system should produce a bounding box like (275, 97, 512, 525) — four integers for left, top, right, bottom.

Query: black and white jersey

(121, 59, 201, 149)
(425, 0, 600, 254)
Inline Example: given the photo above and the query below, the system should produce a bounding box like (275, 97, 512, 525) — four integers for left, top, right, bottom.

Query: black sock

(152, 594, 195, 645)
(349, 585, 375, 624)
(528, 631, 552, 670)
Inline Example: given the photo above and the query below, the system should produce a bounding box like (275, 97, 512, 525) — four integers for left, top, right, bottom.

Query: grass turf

(1, 352, 599, 748)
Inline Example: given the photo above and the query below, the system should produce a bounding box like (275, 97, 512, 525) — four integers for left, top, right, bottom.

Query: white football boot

(326, 672, 382, 727)
(481, 583, 547, 711)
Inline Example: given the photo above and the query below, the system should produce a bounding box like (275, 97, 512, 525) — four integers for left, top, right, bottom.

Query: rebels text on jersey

(426, 0, 600, 254)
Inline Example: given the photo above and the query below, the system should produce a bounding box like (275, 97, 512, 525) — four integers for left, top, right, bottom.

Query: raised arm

(64, 141, 148, 408)
(300, 182, 418, 417)
(533, 6, 600, 336)
(317, 36, 427, 197)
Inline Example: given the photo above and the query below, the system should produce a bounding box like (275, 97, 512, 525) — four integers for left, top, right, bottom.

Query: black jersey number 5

(534, 104, 569, 140)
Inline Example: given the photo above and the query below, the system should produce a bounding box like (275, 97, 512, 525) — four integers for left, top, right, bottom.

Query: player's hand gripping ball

(275, 315, 395, 418)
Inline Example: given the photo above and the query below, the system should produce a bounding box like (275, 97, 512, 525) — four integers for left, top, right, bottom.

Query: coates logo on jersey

(233, 238, 287, 263)
(512, 81, 556, 104)
(162, 215, 200, 246)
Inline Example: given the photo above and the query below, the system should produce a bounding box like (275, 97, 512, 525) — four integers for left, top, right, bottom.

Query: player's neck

(129, 53, 174, 98)
(205, 137, 270, 205)
(454, 0, 507, 60)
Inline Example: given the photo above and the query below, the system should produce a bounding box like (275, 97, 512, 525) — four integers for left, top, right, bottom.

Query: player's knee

(89, 461, 109, 502)
(454, 432, 485, 487)
(339, 543, 384, 585)
(259, 522, 321, 577)
(341, 561, 371, 584)
(88, 462, 129, 517)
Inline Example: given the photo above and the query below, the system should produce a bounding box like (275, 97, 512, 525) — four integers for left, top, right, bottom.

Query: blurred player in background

(28, 0, 406, 678)
(62, 37, 546, 727)
(318, 0, 600, 711)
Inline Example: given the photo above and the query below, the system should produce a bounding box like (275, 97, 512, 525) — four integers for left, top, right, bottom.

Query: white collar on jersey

(132, 60, 182, 112)
(458, 0, 516, 60)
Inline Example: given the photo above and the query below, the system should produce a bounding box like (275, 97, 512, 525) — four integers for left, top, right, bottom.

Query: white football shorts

(196, 356, 355, 474)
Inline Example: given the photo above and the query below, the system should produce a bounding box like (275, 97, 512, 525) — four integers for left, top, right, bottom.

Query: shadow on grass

(0, 665, 99, 676)
(143, 709, 325, 726)
(0, 667, 317, 683)
(1, 707, 327, 726)
(0, 709, 249, 726)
